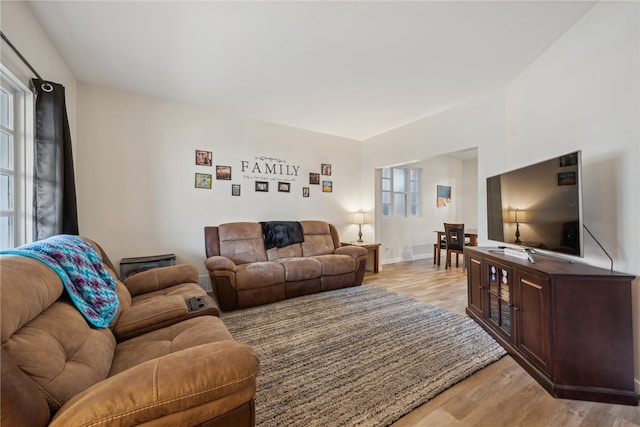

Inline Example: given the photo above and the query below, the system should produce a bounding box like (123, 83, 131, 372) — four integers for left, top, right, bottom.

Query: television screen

(486, 151, 583, 257)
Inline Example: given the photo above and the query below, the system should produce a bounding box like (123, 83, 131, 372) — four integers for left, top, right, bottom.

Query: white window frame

(381, 167, 421, 218)
(1, 64, 33, 249)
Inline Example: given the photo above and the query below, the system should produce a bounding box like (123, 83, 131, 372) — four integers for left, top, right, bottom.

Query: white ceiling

(26, 1, 596, 141)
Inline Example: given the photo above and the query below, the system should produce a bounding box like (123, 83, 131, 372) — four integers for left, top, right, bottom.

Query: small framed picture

(559, 153, 578, 167)
(232, 184, 241, 196)
(437, 185, 451, 207)
(321, 163, 332, 176)
(322, 180, 333, 192)
(303, 187, 310, 197)
(255, 181, 269, 192)
(558, 171, 576, 186)
(309, 173, 320, 185)
(195, 173, 212, 189)
(278, 182, 290, 193)
(195, 150, 212, 166)
(216, 165, 232, 180)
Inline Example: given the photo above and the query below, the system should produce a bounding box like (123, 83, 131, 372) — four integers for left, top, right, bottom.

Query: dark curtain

(32, 79, 79, 240)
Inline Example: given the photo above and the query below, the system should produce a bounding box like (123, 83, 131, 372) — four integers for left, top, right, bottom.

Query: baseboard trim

(381, 254, 431, 265)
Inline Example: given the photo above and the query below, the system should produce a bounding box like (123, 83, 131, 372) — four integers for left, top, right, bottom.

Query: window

(1, 66, 32, 250)
(409, 169, 420, 216)
(381, 167, 420, 218)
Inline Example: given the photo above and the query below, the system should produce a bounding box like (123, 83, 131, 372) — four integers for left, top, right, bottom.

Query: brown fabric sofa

(90, 238, 221, 341)
(204, 220, 368, 311)
(1, 238, 259, 427)
(112, 263, 219, 341)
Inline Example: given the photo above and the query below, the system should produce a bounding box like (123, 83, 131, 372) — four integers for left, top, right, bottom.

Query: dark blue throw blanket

(1, 235, 119, 328)
(260, 221, 304, 250)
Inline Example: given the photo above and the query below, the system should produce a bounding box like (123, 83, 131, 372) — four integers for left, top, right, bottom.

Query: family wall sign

(194, 151, 332, 196)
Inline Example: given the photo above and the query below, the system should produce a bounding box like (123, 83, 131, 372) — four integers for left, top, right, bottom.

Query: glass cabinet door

(486, 263, 512, 338)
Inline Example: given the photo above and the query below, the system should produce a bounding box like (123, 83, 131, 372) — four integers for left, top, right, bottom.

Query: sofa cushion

(1, 255, 116, 412)
(3, 300, 116, 412)
(300, 221, 336, 257)
(277, 257, 323, 282)
(235, 262, 285, 290)
(3, 235, 120, 329)
(51, 341, 258, 427)
(266, 243, 303, 261)
(313, 254, 357, 276)
(130, 282, 207, 303)
(1, 348, 51, 427)
(110, 316, 233, 376)
(1, 255, 64, 341)
(218, 222, 268, 264)
(122, 264, 199, 296)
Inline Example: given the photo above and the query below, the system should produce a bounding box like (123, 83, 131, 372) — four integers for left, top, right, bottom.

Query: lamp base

(357, 225, 363, 243)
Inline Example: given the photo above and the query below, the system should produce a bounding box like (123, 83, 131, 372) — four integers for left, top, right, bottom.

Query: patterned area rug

(221, 285, 505, 427)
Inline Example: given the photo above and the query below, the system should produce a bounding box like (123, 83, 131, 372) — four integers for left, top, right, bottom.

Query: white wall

(461, 158, 478, 228)
(362, 1, 640, 392)
(76, 84, 363, 283)
(506, 1, 639, 272)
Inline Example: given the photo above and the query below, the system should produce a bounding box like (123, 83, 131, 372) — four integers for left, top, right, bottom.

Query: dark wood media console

(465, 246, 637, 406)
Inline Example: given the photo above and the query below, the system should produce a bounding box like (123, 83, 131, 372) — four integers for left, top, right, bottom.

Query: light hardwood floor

(362, 260, 640, 427)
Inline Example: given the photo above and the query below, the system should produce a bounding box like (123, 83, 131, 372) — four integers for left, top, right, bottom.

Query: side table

(119, 253, 176, 279)
(341, 242, 381, 273)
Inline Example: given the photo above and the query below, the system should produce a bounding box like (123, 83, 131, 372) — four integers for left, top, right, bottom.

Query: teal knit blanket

(1, 235, 119, 328)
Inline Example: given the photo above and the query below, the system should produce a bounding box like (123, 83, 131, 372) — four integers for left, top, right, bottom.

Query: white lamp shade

(352, 212, 366, 225)
(508, 209, 527, 223)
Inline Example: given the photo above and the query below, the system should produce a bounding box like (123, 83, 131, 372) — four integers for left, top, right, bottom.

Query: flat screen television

(486, 150, 583, 257)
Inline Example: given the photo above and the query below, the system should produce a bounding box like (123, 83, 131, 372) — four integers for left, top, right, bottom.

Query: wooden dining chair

(444, 223, 466, 270)
(433, 237, 446, 265)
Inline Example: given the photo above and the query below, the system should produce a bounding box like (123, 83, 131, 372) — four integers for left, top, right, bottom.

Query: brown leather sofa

(1, 238, 259, 427)
(204, 220, 368, 311)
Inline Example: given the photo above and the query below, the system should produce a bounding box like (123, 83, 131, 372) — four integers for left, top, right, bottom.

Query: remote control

(186, 296, 206, 311)
(524, 248, 536, 264)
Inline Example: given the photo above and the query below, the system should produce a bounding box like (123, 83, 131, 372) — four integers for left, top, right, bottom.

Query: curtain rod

(1, 30, 44, 81)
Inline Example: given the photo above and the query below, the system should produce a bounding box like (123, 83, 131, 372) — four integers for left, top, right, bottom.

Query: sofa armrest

(49, 341, 259, 427)
(113, 295, 188, 339)
(334, 245, 368, 260)
(205, 256, 237, 273)
(123, 264, 199, 296)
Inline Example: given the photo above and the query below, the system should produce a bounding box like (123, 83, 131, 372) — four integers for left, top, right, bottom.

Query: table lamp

(352, 211, 366, 243)
(508, 209, 527, 244)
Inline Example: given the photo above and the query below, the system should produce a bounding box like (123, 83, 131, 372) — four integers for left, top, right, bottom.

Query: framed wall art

(322, 180, 333, 192)
(216, 165, 232, 180)
(232, 184, 241, 196)
(309, 173, 320, 185)
(255, 181, 269, 192)
(559, 153, 578, 167)
(558, 171, 576, 186)
(437, 185, 451, 207)
(195, 173, 212, 189)
(303, 187, 310, 197)
(278, 182, 290, 193)
(321, 163, 332, 176)
(195, 150, 212, 166)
